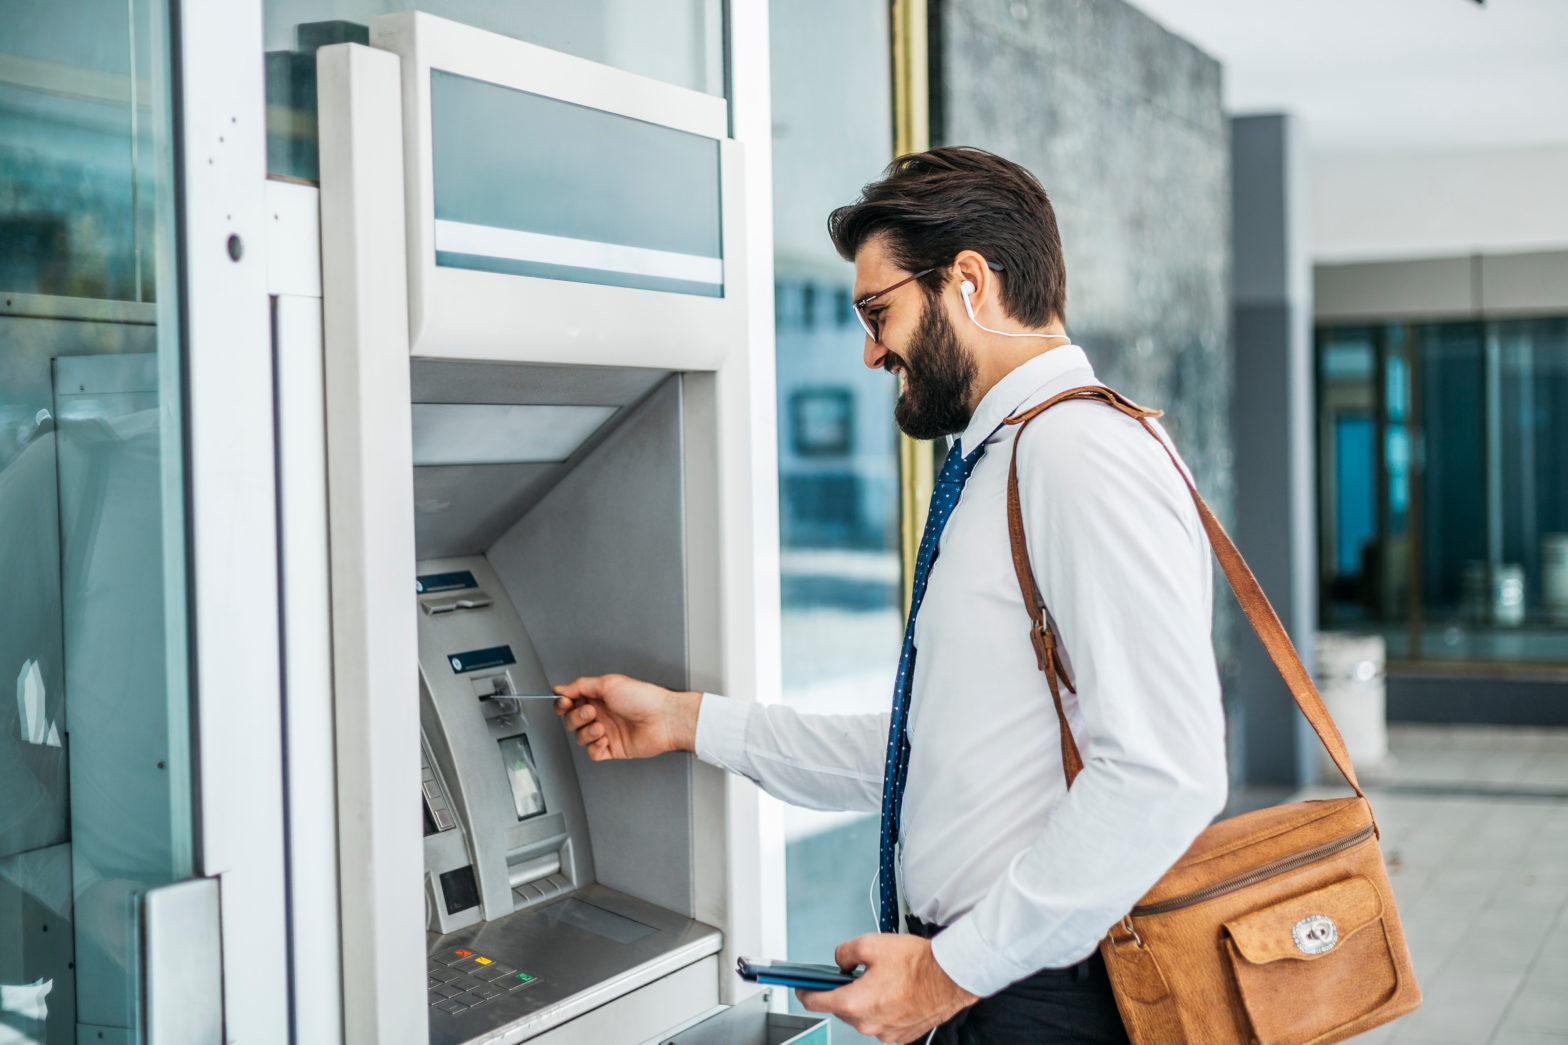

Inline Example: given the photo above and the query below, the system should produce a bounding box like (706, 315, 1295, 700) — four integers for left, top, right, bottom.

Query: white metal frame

(173, 1, 784, 1040)
(317, 42, 429, 1045)
(175, 0, 289, 1039)
(368, 11, 748, 371)
(715, 0, 789, 1001)
(269, 177, 346, 1045)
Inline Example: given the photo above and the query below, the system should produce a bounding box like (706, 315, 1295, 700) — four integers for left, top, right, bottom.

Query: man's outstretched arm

(556, 674, 890, 813)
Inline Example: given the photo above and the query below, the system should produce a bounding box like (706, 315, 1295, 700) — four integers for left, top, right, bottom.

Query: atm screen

(499, 734, 547, 820)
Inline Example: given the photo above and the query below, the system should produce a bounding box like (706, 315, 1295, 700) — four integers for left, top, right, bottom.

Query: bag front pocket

(1224, 875, 1399, 1045)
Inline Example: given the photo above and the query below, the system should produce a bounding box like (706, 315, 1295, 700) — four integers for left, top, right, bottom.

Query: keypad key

(430, 984, 462, 1000)
(434, 1000, 466, 1015)
(474, 984, 504, 1000)
(428, 964, 453, 981)
(450, 975, 488, 993)
(456, 993, 487, 1008)
(436, 949, 476, 966)
(473, 964, 517, 982)
(506, 972, 538, 991)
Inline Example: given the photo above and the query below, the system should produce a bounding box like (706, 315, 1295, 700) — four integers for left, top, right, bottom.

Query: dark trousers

(907, 917, 1131, 1045)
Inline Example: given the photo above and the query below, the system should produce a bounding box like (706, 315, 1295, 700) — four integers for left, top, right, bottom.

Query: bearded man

(555, 147, 1228, 1045)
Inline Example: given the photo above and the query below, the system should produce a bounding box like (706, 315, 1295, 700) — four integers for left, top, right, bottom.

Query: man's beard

(885, 294, 978, 440)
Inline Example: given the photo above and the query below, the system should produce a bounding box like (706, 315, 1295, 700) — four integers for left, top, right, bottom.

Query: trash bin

(1315, 633, 1391, 780)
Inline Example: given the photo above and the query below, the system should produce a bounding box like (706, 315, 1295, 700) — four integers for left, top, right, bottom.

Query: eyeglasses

(853, 269, 934, 344)
(851, 261, 1006, 344)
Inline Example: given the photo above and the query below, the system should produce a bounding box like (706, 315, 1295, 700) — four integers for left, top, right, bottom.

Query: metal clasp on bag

(1109, 915, 1144, 950)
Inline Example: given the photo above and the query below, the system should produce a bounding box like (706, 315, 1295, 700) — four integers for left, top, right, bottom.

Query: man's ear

(950, 250, 995, 315)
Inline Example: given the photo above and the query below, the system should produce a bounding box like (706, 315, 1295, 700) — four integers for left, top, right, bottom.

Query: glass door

(1, 0, 198, 1040)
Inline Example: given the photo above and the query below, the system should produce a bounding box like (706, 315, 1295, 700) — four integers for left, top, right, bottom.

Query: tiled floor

(1323, 725, 1568, 1045)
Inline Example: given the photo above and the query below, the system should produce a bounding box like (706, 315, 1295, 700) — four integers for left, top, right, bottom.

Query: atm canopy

(410, 360, 672, 558)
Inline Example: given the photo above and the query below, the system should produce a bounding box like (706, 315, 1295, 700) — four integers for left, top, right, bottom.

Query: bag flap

(1225, 875, 1383, 965)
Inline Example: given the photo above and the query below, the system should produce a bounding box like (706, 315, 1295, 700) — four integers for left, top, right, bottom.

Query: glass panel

(1379, 324, 1414, 623)
(1497, 318, 1568, 656)
(1319, 316, 1568, 666)
(1, 0, 193, 1041)
(1418, 322, 1488, 655)
(771, 2, 894, 1041)
(263, 0, 725, 181)
(1316, 328, 1378, 629)
(430, 71, 723, 297)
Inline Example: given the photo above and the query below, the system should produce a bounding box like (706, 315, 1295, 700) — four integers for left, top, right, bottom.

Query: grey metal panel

(487, 377, 695, 918)
(1479, 249, 1568, 315)
(645, 989, 828, 1045)
(415, 463, 559, 559)
(142, 876, 222, 1045)
(411, 363, 675, 559)
(1313, 256, 1476, 321)
(411, 361, 670, 406)
(427, 885, 719, 1045)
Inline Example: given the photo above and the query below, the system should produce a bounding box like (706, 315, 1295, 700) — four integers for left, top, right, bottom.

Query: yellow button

(474, 957, 492, 965)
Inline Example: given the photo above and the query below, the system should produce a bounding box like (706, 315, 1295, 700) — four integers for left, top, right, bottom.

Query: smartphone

(735, 956, 863, 991)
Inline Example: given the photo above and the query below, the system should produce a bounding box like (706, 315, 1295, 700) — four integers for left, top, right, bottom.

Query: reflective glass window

(1317, 316, 1568, 665)
(2, 0, 195, 1039)
(429, 71, 723, 297)
(771, 2, 898, 1041)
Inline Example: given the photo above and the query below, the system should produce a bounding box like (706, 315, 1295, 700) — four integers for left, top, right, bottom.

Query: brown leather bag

(1002, 385, 1421, 1045)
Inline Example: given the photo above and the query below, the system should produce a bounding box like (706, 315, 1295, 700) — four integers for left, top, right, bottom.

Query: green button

(515, 973, 533, 982)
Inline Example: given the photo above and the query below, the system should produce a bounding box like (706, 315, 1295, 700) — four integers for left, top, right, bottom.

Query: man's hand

(795, 933, 978, 1044)
(553, 674, 702, 761)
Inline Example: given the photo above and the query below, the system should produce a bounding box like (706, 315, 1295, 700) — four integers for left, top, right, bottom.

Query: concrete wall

(934, 0, 1232, 539)
(933, 0, 1238, 726)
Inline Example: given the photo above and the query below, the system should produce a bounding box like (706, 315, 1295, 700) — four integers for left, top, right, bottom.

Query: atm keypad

(428, 949, 537, 1012)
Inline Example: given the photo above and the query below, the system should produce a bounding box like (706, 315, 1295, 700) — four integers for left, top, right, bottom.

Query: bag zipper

(1129, 824, 1378, 919)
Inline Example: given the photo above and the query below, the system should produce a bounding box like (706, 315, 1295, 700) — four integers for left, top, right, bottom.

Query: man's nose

(863, 334, 886, 371)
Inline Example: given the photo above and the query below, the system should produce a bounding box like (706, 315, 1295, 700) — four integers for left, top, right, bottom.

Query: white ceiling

(1126, 0, 1568, 155)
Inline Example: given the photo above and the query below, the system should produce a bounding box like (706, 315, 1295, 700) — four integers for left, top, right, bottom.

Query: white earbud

(958, 279, 1069, 341)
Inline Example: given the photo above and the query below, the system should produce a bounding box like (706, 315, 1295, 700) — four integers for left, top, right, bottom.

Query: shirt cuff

(929, 915, 1038, 999)
(693, 693, 753, 776)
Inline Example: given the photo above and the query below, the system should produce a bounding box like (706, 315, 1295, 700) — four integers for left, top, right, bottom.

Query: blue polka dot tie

(878, 437, 986, 933)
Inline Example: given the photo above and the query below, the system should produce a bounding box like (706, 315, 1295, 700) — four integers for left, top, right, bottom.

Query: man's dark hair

(827, 146, 1067, 327)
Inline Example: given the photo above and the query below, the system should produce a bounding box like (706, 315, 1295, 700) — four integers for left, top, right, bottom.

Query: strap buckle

(1030, 621, 1078, 695)
(1029, 620, 1055, 673)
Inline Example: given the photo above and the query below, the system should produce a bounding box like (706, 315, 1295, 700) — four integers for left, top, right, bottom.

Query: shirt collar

(959, 344, 1097, 453)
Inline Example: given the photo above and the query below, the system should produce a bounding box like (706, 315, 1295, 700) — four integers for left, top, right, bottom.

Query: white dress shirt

(696, 345, 1228, 997)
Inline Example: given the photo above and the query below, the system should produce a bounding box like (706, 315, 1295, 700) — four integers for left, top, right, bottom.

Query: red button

(454, 949, 473, 957)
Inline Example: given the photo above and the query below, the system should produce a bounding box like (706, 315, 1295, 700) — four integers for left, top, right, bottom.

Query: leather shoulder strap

(1003, 385, 1365, 799)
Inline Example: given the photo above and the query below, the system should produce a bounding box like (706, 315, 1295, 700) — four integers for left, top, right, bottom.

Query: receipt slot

(313, 13, 785, 1045)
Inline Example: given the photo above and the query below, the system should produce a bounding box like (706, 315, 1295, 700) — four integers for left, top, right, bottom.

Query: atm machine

(301, 12, 816, 1045)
